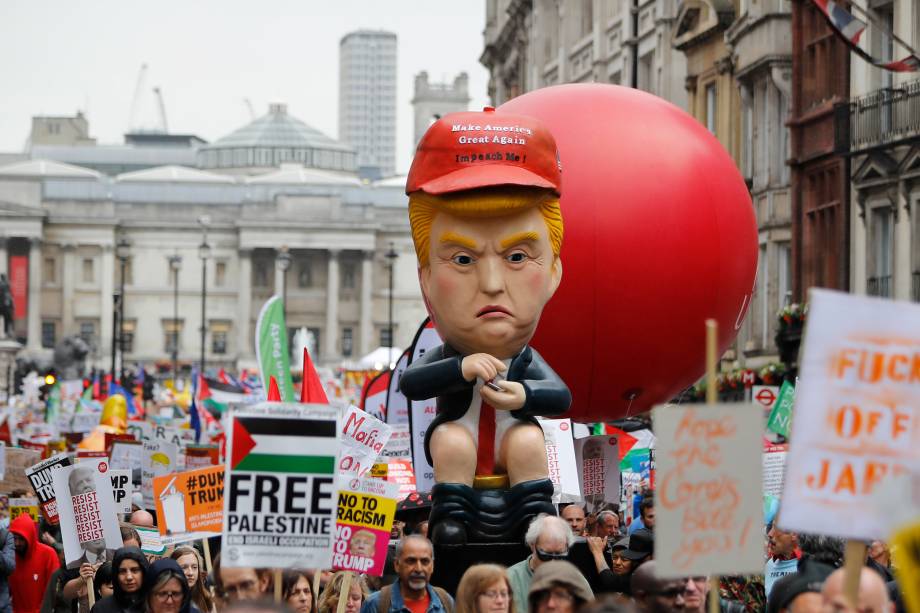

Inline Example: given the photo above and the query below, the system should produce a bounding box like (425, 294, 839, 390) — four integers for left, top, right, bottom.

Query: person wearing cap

(400, 107, 571, 545)
(507, 516, 573, 613)
(587, 528, 653, 595)
(526, 561, 593, 613)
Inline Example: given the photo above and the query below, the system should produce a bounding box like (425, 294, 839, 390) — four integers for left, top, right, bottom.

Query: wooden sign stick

(202, 538, 213, 574)
(86, 576, 95, 609)
(274, 568, 283, 603)
(843, 540, 867, 608)
(312, 570, 322, 602)
(705, 318, 719, 613)
(336, 572, 353, 613)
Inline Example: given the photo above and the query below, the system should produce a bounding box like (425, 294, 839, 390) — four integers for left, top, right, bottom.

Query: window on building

(380, 327, 393, 349)
(79, 321, 96, 348)
(638, 52, 654, 93)
(298, 261, 313, 288)
(778, 93, 789, 183)
(706, 84, 717, 134)
(82, 258, 95, 283)
(254, 261, 270, 287)
(43, 257, 56, 284)
(869, 206, 893, 297)
(41, 321, 56, 349)
(211, 321, 230, 354)
(742, 96, 753, 179)
(164, 320, 183, 354)
(581, 0, 593, 38)
(342, 263, 356, 289)
(777, 242, 792, 311)
(121, 320, 136, 354)
(215, 261, 227, 287)
(341, 327, 353, 357)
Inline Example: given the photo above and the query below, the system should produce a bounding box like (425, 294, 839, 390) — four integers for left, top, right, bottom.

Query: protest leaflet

(134, 525, 167, 557)
(763, 443, 788, 500)
(380, 424, 412, 460)
(9, 497, 39, 521)
(574, 435, 620, 512)
(370, 459, 416, 498)
(53, 463, 124, 568)
(332, 476, 399, 575)
(154, 465, 224, 546)
(653, 403, 763, 577)
(781, 290, 920, 540)
(26, 452, 72, 524)
(222, 403, 339, 569)
(141, 440, 178, 509)
(538, 418, 581, 503)
(340, 406, 392, 477)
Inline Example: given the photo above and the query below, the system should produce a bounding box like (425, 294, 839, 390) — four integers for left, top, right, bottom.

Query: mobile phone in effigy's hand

(485, 380, 503, 392)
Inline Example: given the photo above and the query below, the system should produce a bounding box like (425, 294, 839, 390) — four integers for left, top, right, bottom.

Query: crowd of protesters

(0, 492, 909, 613)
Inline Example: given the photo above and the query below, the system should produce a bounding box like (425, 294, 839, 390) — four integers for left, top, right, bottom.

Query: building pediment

(853, 151, 898, 187)
(673, 0, 735, 50)
(898, 145, 920, 178)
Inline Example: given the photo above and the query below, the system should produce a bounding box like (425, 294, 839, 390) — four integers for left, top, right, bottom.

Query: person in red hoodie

(10, 515, 59, 613)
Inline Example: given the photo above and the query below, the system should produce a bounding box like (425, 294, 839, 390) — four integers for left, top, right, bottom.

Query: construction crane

(153, 87, 169, 133)
(128, 63, 148, 132)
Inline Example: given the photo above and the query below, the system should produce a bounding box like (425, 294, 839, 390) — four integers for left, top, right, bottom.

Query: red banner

(9, 255, 28, 322)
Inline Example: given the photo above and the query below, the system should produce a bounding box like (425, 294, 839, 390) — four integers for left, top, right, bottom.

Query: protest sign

(362, 370, 390, 422)
(340, 406, 392, 477)
(767, 381, 795, 438)
(370, 459, 416, 498)
(653, 403, 763, 577)
(538, 418, 581, 503)
(408, 319, 442, 492)
(332, 476, 399, 576)
(25, 452, 72, 524)
(141, 440, 178, 509)
(53, 463, 124, 568)
(134, 525, 167, 557)
(380, 424, 411, 459)
(0, 447, 40, 494)
(184, 445, 219, 470)
(111, 440, 142, 471)
(385, 351, 409, 425)
(763, 443, 788, 500)
(153, 465, 224, 546)
(128, 422, 195, 448)
(70, 412, 101, 434)
(574, 435, 620, 512)
(9, 497, 39, 521)
(109, 469, 132, 514)
(781, 290, 920, 540)
(222, 403, 339, 569)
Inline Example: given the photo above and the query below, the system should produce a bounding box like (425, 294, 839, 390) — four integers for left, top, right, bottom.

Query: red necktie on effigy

(476, 399, 496, 475)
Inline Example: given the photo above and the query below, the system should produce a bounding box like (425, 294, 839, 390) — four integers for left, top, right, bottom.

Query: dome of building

(197, 103, 357, 174)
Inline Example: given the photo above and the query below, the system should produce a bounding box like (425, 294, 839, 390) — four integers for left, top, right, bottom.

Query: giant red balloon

(499, 84, 757, 422)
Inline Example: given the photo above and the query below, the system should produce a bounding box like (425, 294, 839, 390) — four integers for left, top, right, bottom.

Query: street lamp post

(110, 291, 120, 392)
(385, 243, 398, 369)
(276, 246, 292, 320)
(168, 253, 182, 384)
(115, 237, 131, 386)
(198, 216, 211, 377)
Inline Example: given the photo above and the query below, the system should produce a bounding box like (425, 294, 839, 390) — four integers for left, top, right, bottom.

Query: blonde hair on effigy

(408, 187, 564, 267)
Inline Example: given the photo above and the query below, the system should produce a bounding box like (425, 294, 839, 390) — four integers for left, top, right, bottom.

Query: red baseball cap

(406, 106, 561, 196)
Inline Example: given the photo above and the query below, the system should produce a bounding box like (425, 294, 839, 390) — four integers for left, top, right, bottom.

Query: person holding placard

(90, 547, 148, 613)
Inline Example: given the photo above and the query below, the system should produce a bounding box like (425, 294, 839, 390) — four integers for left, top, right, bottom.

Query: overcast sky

(0, 1, 490, 174)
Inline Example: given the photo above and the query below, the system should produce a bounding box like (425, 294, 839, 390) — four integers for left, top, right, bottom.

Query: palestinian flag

(230, 416, 338, 474)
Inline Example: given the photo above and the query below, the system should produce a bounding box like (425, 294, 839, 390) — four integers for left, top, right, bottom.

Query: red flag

(198, 374, 212, 401)
(267, 376, 282, 401)
(603, 426, 639, 460)
(218, 368, 231, 385)
(300, 348, 328, 404)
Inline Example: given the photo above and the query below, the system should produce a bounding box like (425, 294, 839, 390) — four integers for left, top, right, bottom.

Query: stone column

(325, 249, 340, 359)
(0, 237, 8, 277)
(895, 185, 911, 300)
(61, 244, 76, 337)
(26, 238, 42, 350)
(100, 245, 115, 365)
(274, 250, 285, 298)
(359, 251, 374, 356)
(237, 249, 252, 362)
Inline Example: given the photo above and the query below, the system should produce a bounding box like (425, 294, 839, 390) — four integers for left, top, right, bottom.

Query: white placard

(574, 435, 620, 512)
(781, 289, 920, 540)
(538, 418, 581, 503)
(653, 403, 763, 577)
(52, 463, 124, 568)
(141, 440, 178, 509)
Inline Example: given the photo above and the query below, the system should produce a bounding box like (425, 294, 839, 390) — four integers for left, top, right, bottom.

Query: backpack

(376, 584, 453, 613)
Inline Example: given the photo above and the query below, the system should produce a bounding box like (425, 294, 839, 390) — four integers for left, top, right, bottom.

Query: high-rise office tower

(339, 30, 397, 180)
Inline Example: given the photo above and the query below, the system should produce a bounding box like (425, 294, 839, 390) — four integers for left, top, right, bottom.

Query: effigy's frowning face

(419, 204, 561, 359)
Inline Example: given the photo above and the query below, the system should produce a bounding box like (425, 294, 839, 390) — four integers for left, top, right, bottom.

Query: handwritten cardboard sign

(153, 465, 224, 546)
(332, 476, 399, 576)
(653, 403, 763, 577)
(781, 290, 920, 540)
(0, 447, 40, 495)
(339, 406, 392, 477)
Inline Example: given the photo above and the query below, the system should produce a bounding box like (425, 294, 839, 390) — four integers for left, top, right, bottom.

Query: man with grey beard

(360, 535, 453, 613)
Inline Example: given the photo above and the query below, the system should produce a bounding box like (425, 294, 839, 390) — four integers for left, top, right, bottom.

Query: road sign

(752, 385, 778, 409)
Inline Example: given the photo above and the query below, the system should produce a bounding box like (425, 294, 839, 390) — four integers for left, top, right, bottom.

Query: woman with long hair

(143, 559, 194, 613)
(316, 573, 368, 613)
(170, 547, 214, 613)
(281, 570, 314, 613)
(456, 564, 514, 613)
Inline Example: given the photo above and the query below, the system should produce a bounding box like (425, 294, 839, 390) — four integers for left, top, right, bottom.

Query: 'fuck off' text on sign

(653, 403, 763, 577)
(782, 290, 920, 540)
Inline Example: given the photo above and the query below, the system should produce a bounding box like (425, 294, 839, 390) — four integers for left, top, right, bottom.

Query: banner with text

(331, 476, 399, 576)
(25, 452, 72, 524)
(154, 465, 224, 546)
(340, 406, 392, 477)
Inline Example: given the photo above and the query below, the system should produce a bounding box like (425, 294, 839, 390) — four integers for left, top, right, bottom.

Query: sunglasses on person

(535, 548, 569, 562)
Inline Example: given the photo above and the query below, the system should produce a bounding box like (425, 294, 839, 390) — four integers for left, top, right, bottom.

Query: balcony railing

(867, 275, 892, 297)
(914, 271, 920, 302)
(835, 79, 920, 153)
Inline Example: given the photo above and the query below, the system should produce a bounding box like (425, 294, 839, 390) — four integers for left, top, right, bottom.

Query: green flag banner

(767, 380, 795, 438)
(255, 295, 296, 402)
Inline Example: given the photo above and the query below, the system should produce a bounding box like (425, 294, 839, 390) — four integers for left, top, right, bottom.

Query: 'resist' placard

(781, 290, 920, 540)
(222, 403, 340, 569)
(653, 403, 763, 577)
(52, 462, 124, 568)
